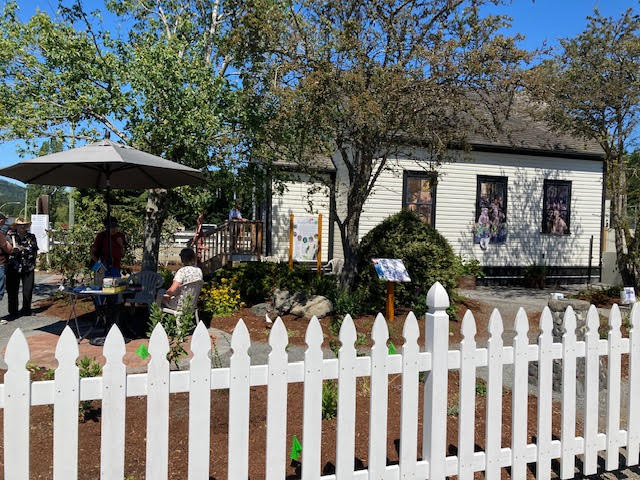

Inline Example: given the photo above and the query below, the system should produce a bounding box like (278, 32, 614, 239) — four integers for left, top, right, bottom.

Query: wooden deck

(196, 220, 263, 274)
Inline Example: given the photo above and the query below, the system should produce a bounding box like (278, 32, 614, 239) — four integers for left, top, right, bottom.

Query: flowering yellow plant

(200, 278, 244, 316)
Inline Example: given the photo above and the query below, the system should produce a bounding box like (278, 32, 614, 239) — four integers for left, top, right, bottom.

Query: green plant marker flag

(136, 343, 150, 360)
(388, 341, 397, 355)
(290, 435, 302, 461)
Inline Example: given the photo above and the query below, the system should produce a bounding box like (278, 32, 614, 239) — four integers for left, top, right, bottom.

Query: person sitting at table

(156, 248, 202, 310)
(90, 217, 126, 277)
(6, 217, 38, 317)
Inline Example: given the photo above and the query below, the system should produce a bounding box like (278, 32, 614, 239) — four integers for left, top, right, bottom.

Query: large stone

(251, 302, 273, 317)
(273, 289, 307, 315)
(290, 295, 333, 319)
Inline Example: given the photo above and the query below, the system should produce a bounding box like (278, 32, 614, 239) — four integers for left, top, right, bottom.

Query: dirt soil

(0, 369, 565, 480)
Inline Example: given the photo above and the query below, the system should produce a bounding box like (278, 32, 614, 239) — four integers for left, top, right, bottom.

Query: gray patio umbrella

(0, 139, 204, 266)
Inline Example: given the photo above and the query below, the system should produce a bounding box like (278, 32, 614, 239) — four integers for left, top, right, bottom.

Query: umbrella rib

(136, 166, 163, 188)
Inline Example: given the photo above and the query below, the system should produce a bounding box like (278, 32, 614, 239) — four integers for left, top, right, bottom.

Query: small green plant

(77, 356, 102, 422)
(328, 316, 343, 337)
(322, 380, 338, 420)
(332, 289, 366, 316)
(355, 332, 367, 347)
(447, 404, 459, 417)
(475, 379, 487, 397)
(158, 268, 174, 290)
(329, 339, 341, 357)
(358, 377, 370, 396)
(459, 257, 485, 279)
(201, 278, 244, 317)
(147, 298, 196, 369)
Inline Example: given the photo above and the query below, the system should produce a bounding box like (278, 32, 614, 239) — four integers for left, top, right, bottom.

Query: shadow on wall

(458, 166, 597, 282)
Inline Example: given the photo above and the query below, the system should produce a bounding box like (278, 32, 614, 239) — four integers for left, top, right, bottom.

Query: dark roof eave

(467, 142, 605, 161)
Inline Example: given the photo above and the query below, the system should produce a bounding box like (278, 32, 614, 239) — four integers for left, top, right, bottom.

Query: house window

(474, 176, 508, 246)
(542, 179, 571, 234)
(403, 172, 436, 224)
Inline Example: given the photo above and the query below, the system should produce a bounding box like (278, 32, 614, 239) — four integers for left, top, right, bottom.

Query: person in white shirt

(156, 248, 203, 310)
(229, 203, 245, 221)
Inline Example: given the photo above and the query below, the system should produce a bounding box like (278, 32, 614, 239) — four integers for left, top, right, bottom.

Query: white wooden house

(263, 116, 605, 284)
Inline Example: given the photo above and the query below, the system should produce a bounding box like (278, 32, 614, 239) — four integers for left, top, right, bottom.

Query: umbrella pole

(105, 180, 113, 270)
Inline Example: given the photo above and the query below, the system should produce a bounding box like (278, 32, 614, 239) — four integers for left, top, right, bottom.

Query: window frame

(542, 179, 572, 235)
(474, 175, 509, 244)
(402, 170, 437, 226)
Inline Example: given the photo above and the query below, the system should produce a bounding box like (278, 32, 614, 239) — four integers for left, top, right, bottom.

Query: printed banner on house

(292, 216, 319, 261)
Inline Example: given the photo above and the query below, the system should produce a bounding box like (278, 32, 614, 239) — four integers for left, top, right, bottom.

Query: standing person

(90, 218, 127, 277)
(229, 202, 244, 221)
(6, 218, 38, 317)
(0, 212, 14, 315)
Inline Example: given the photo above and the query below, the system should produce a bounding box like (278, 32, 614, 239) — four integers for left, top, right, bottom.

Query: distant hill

(0, 179, 24, 214)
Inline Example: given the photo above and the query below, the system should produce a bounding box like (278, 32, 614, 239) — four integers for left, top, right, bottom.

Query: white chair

(129, 271, 163, 306)
(161, 279, 204, 323)
(323, 258, 344, 275)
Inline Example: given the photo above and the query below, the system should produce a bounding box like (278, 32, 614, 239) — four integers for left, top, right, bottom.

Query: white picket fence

(2, 281, 640, 479)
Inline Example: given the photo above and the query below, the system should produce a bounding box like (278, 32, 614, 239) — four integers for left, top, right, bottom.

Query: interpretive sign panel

(30, 214, 50, 253)
(293, 217, 319, 261)
(372, 258, 411, 282)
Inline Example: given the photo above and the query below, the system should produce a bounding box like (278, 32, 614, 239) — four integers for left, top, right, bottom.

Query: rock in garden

(251, 302, 273, 317)
(273, 289, 307, 315)
(290, 295, 333, 319)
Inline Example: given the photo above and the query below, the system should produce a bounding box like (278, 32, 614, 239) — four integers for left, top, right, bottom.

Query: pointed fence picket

(266, 317, 289, 480)
(4, 282, 640, 480)
(101, 325, 127, 480)
(458, 310, 477, 480)
(511, 308, 529, 480)
(561, 307, 577, 479)
(53, 326, 80, 480)
(583, 305, 601, 475)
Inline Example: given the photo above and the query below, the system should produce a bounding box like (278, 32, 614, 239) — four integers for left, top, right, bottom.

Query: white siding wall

(274, 151, 604, 268)
(271, 174, 331, 262)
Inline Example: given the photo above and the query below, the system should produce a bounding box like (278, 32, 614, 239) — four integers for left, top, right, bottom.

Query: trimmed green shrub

(355, 210, 460, 312)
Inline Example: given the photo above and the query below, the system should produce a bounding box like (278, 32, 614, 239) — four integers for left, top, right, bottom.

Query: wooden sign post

(385, 281, 395, 323)
(372, 258, 411, 322)
(288, 213, 294, 271)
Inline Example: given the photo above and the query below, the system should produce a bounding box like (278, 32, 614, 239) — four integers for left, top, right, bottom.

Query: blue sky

(0, 0, 634, 184)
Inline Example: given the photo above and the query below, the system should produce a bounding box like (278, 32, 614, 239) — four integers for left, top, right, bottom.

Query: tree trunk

(338, 209, 363, 289)
(609, 156, 637, 286)
(142, 189, 169, 272)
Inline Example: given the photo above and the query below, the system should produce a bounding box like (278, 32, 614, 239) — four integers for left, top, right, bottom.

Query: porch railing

(196, 220, 262, 273)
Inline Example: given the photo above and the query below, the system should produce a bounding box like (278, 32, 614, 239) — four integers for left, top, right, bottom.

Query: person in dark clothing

(90, 217, 127, 277)
(7, 217, 38, 317)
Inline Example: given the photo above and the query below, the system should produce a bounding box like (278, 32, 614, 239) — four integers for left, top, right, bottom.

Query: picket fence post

(53, 326, 80, 480)
(146, 323, 170, 480)
(302, 316, 323, 480)
(101, 325, 127, 480)
(485, 309, 504, 480)
(606, 304, 623, 470)
(368, 313, 389, 480)
(583, 305, 600, 475)
(4, 328, 31, 480)
(188, 322, 212, 480)
(228, 319, 251, 480)
(458, 310, 477, 480)
(399, 312, 420, 479)
(561, 306, 577, 479)
(423, 282, 450, 480)
(628, 303, 640, 466)
(336, 315, 357, 478)
(537, 307, 554, 480)
(511, 308, 529, 480)
(266, 317, 289, 480)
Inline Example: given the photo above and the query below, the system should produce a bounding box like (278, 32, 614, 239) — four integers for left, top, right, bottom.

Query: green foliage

(77, 356, 102, 422)
(158, 268, 175, 290)
(147, 299, 196, 369)
(47, 224, 95, 287)
(459, 257, 485, 279)
(475, 379, 487, 397)
(321, 380, 338, 420)
(331, 288, 367, 316)
(201, 278, 244, 316)
(573, 285, 620, 307)
(447, 404, 459, 417)
(355, 210, 459, 311)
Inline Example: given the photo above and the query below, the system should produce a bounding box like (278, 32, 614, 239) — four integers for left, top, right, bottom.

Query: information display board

(372, 258, 411, 282)
(292, 216, 319, 261)
(30, 214, 50, 253)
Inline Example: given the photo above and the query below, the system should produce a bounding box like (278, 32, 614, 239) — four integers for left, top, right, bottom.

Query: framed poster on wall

(474, 176, 508, 247)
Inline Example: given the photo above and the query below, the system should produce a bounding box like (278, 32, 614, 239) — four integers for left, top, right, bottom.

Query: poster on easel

(292, 216, 319, 261)
(30, 214, 50, 253)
